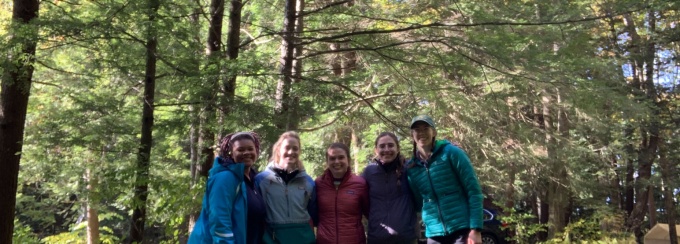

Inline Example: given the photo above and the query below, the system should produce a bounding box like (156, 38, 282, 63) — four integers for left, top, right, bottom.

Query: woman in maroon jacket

(315, 142, 369, 244)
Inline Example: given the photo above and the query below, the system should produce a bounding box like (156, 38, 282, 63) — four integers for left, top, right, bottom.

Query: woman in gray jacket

(362, 132, 418, 244)
(254, 131, 317, 244)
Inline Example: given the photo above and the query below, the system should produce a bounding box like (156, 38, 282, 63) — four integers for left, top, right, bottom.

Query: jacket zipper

(285, 180, 290, 218)
(425, 164, 448, 235)
(335, 180, 340, 244)
(385, 168, 390, 224)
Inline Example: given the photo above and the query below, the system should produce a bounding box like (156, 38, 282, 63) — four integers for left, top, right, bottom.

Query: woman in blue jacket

(362, 132, 418, 244)
(406, 115, 483, 244)
(255, 131, 317, 244)
(189, 132, 266, 244)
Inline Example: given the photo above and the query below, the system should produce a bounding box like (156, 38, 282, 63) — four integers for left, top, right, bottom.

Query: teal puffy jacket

(189, 157, 248, 244)
(406, 140, 483, 238)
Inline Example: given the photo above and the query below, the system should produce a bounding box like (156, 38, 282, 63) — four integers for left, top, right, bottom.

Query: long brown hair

(373, 132, 405, 186)
(269, 131, 305, 170)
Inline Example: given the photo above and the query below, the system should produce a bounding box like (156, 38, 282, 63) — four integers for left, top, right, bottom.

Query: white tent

(644, 223, 680, 244)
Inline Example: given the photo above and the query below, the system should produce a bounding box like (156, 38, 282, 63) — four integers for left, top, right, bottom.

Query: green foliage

(12, 219, 40, 244)
(500, 208, 548, 243)
(41, 222, 120, 244)
(545, 208, 635, 244)
(5, 0, 679, 241)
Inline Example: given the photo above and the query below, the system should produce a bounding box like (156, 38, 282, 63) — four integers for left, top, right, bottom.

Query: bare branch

(301, 76, 405, 130)
(33, 81, 63, 89)
(298, 7, 647, 45)
(155, 101, 202, 107)
(300, 39, 445, 59)
(298, 111, 344, 132)
(301, 0, 351, 17)
(156, 53, 189, 75)
(35, 59, 101, 78)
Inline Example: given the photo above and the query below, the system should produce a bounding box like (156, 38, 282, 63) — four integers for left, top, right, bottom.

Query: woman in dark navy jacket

(362, 132, 418, 244)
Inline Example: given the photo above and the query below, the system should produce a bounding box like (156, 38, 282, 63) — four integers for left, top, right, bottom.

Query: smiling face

(231, 139, 258, 168)
(276, 138, 300, 170)
(375, 135, 399, 163)
(326, 147, 349, 178)
(411, 122, 435, 148)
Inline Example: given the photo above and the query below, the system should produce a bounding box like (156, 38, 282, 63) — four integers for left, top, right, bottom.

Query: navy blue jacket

(362, 158, 418, 243)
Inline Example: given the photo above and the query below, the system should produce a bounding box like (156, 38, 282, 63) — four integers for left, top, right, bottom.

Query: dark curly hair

(219, 131, 261, 160)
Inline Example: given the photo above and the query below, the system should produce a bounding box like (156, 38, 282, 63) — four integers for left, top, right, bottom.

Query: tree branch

(301, 76, 405, 130)
(155, 101, 202, 107)
(34, 81, 64, 89)
(301, 0, 351, 17)
(35, 59, 101, 78)
(298, 111, 344, 132)
(299, 39, 445, 59)
(297, 7, 647, 45)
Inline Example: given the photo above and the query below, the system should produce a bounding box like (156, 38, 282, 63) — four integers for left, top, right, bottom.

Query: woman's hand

(467, 229, 482, 244)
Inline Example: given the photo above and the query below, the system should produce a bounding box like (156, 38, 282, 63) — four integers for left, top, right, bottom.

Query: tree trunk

(538, 196, 549, 242)
(206, 0, 224, 56)
(659, 138, 678, 244)
(128, 0, 159, 241)
(341, 44, 356, 76)
(622, 10, 660, 241)
(329, 44, 343, 76)
(87, 202, 100, 244)
(86, 168, 100, 244)
(186, 4, 204, 240)
(197, 0, 224, 179)
(326, 0, 355, 77)
(504, 161, 515, 210)
(624, 126, 635, 215)
(556, 90, 571, 228)
(334, 126, 352, 146)
(647, 185, 656, 227)
(543, 90, 568, 238)
(292, 0, 304, 83)
(0, 0, 39, 242)
(221, 0, 243, 130)
(186, 104, 200, 240)
(274, 0, 303, 130)
(608, 155, 623, 210)
(351, 127, 361, 172)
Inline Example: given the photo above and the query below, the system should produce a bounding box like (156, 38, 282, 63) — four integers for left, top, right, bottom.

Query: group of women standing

(189, 115, 484, 244)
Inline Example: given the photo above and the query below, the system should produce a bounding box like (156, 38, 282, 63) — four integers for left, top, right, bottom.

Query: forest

(1, 0, 679, 243)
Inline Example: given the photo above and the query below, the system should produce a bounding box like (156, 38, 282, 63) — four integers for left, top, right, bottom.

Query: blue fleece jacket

(254, 163, 317, 225)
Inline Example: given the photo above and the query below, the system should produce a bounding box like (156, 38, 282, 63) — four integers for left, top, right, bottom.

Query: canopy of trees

(1, 0, 678, 243)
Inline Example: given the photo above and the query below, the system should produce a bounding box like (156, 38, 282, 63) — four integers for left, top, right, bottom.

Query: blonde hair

(270, 131, 305, 170)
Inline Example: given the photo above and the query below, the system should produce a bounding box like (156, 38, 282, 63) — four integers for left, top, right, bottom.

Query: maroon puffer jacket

(315, 169, 369, 244)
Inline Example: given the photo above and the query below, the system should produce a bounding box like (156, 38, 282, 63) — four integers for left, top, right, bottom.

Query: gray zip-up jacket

(254, 164, 317, 225)
(362, 159, 418, 243)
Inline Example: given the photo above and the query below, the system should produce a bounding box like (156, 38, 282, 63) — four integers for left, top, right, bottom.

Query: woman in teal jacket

(406, 115, 484, 244)
(189, 132, 263, 244)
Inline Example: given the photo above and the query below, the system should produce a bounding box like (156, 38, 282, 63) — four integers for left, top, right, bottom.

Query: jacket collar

(266, 162, 308, 179)
(321, 168, 351, 184)
(210, 156, 245, 181)
(409, 140, 451, 167)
